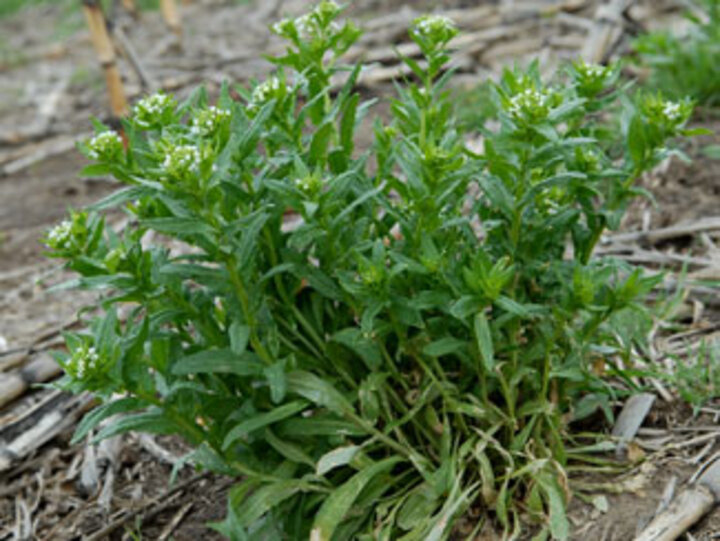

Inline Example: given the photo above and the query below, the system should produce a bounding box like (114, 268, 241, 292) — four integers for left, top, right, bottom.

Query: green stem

(225, 255, 274, 366)
(136, 390, 208, 447)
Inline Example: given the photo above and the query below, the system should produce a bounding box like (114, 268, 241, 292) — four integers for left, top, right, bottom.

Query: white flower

(271, 2, 342, 41)
(271, 18, 290, 35)
(163, 144, 203, 178)
(68, 344, 101, 381)
(412, 14, 457, 42)
(47, 220, 72, 247)
(87, 131, 123, 160)
(191, 106, 231, 137)
(507, 88, 552, 121)
(249, 77, 286, 111)
(662, 101, 682, 123)
(133, 92, 176, 128)
(576, 61, 608, 80)
(295, 14, 313, 37)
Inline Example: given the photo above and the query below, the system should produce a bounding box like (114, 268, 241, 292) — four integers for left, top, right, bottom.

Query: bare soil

(0, 1, 719, 540)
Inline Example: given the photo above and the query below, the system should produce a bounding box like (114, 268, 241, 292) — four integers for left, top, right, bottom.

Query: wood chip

(635, 459, 720, 541)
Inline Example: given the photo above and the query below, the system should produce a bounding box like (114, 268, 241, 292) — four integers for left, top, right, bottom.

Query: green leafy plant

(660, 343, 720, 414)
(46, 2, 696, 539)
(633, 0, 720, 108)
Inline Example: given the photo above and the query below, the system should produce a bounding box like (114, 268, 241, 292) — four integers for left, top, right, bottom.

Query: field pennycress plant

(46, 2, 696, 539)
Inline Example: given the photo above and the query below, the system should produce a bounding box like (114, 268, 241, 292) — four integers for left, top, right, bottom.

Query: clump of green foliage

(664, 344, 720, 414)
(633, 0, 720, 107)
(46, 2, 696, 539)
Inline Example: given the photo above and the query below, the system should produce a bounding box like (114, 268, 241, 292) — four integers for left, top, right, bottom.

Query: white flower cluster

(585, 65, 606, 78)
(133, 92, 175, 128)
(576, 61, 609, 80)
(271, 17, 295, 37)
(87, 131, 122, 160)
(507, 88, 551, 121)
(68, 344, 100, 380)
(191, 106, 231, 137)
(249, 77, 285, 110)
(642, 95, 691, 129)
(271, 1, 341, 39)
(661, 100, 683, 123)
(46, 220, 72, 248)
(412, 15, 457, 42)
(295, 14, 314, 37)
(163, 144, 202, 178)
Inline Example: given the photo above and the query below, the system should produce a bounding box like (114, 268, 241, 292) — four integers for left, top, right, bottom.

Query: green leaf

(78, 163, 112, 178)
(478, 176, 514, 219)
(496, 477, 510, 530)
(330, 182, 384, 228)
(265, 428, 315, 467)
(331, 328, 381, 370)
(159, 263, 224, 286)
(235, 480, 307, 527)
(229, 322, 251, 355)
(91, 410, 177, 443)
(72, 397, 146, 444)
(295, 265, 343, 300)
(316, 445, 360, 476)
(538, 475, 570, 541)
(264, 361, 287, 404)
(309, 122, 335, 166)
(286, 370, 355, 416)
(277, 416, 366, 437)
(223, 400, 309, 449)
(474, 312, 494, 371)
(423, 337, 467, 357)
(172, 349, 263, 376)
(627, 114, 647, 165)
(496, 296, 543, 319)
(237, 100, 274, 160)
(547, 98, 585, 122)
(232, 211, 269, 264)
(397, 488, 438, 531)
(88, 186, 149, 210)
(142, 217, 214, 236)
(311, 457, 402, 541)
(426, 482, 477, 541)
(340, 93, 359, 155)
(681, 127, 712, 137)
(450, 296, 482, 320)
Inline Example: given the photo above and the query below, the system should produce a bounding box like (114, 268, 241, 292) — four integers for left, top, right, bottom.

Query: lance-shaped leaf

(223, 400, 309, 450)
(310, 456, 403, 541)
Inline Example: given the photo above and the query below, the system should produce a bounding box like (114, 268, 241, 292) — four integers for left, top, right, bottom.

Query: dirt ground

(1, 1, 719, 540)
